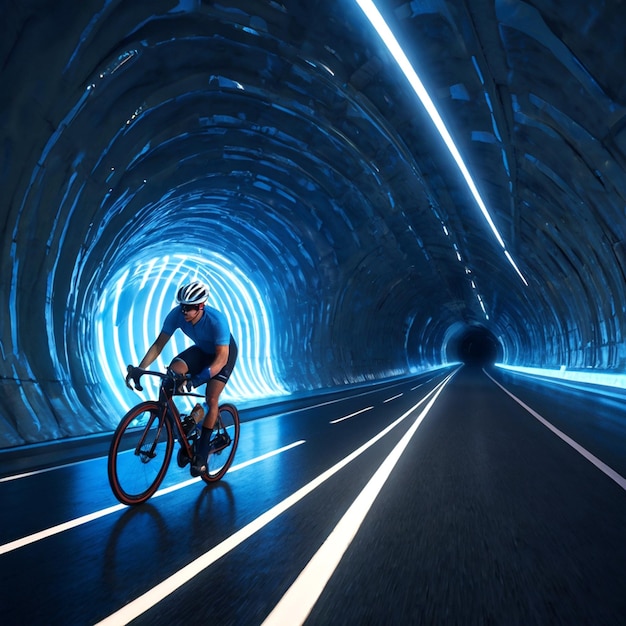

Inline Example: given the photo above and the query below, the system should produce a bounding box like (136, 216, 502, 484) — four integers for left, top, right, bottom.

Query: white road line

(276, 385, 399, 415)
(262, 372, 455, 626)
(0, 441, 304, 556)
(0, 457, 101, 483)
(329, 406, 373, 424)
(383, 393, 403, 403)
(485, 371, 626, 491)
(268, 370, 449, 417)
(94, 378, 453, 626)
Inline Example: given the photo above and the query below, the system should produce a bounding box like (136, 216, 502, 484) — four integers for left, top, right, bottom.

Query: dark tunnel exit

(449, 326, 502, 367)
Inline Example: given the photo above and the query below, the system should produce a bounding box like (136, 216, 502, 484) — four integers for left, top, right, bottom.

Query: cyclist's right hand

(125, 365, 143, 391)
(178, 374, 194, 394)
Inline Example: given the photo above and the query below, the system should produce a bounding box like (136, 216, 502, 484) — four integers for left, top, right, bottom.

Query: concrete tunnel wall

(3, 0, 626, 448)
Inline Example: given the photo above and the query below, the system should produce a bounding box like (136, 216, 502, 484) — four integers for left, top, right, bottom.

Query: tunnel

(3, 0, 626, 447)
(3, 2, 626, 624)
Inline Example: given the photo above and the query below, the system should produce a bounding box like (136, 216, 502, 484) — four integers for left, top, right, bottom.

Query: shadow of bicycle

(102, 503, 171, 593)
(192, 480, 236, 525)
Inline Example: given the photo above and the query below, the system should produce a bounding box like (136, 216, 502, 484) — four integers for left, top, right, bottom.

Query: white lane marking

(329, 406, 373, 424)
(0, 502, 127, 557)
(411, 375, 437, 391)
(94, 377, 453, 626)
(264, 370, 452, 417)
(383, 393, 403, 403)
(0, 457, 100, 483)
(261, 372, 454, 626)
(0, 441, 304, 556)
(486, 371, 626, 491)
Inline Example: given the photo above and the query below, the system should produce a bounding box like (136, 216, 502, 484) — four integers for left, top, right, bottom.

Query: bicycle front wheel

(203, 403, 240, 483)
(108, 401, 173, 505)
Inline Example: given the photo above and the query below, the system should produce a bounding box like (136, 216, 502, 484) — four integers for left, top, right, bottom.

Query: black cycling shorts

(172, 335, 238, 384)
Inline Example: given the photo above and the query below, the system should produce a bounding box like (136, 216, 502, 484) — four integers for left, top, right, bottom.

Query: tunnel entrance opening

(448, 326, 501, 367)
(89, 251, 288, 420)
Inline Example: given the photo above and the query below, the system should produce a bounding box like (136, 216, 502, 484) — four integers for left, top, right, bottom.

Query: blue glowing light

(93, 252, 288, 413)
(354, 0, 528, 287)
(496, 363, 626, 390)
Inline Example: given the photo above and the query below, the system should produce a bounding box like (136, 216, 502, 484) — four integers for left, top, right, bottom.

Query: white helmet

(176, 280, 209, 305)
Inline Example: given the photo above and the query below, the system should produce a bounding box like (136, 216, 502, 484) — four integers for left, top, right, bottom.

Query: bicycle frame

(158, 379, 203, 460)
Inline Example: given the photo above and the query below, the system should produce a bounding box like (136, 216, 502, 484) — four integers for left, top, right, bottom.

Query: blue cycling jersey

(161, 306, 230, 354)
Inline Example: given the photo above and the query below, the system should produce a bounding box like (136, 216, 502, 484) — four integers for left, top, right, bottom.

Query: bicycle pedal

(209, 435, 230, 455)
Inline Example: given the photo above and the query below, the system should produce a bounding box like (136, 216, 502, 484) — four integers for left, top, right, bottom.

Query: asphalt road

(1, 365, 625, 625)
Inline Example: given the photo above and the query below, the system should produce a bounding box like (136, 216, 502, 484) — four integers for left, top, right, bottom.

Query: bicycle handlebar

(125, 365, 190, 393)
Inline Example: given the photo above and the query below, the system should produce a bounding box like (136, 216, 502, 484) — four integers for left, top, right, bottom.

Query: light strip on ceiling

(354, 0, 528, 286)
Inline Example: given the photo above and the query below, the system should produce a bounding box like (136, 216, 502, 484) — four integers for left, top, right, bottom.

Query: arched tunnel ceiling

(2, 0, 626, 444)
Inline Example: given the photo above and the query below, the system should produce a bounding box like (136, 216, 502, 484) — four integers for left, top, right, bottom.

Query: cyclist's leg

(203, 336, 237, 429)
(204, 378, 226, 428)
(193, 338, 238, 474)
(169, 345, 208, 376)
(169, 346, 210, 473)
(192, 378, 226, 476)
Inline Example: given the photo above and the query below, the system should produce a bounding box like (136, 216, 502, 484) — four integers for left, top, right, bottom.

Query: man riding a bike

(126, 279, 238, 477)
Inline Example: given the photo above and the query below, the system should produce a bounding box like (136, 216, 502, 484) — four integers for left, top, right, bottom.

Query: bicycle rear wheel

(108, 401, 173, 505)
(203, 403, 240, 483)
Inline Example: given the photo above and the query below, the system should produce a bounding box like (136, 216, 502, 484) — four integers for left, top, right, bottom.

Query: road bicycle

(107, 366, 240, 505)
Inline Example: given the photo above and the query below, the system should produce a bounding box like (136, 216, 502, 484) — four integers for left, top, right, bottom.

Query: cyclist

(126, 280, 238, 476)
